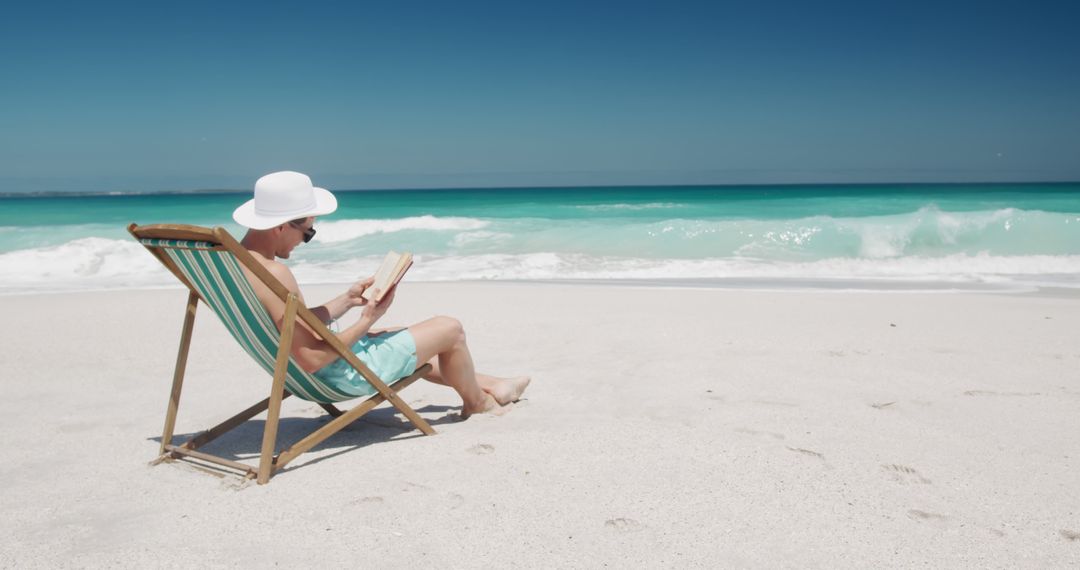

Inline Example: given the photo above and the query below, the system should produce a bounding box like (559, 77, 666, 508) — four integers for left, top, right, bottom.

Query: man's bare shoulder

(249, 254, 301, 293)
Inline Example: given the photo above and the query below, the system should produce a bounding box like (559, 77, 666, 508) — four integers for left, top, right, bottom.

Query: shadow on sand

(147, 404, 461, 479)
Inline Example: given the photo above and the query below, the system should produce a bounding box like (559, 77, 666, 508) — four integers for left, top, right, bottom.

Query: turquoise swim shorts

(313, 329, 420, 397)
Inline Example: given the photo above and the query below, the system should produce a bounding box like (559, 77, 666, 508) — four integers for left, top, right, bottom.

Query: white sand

(1, 282, 1078, 567)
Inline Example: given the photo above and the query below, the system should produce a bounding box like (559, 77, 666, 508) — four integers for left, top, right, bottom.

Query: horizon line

(2, 179, 1079, 199)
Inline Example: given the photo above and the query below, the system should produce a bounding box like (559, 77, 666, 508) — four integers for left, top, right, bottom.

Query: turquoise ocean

(2, 183, 1080, 294)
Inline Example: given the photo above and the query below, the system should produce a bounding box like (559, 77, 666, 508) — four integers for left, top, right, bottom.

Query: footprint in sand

(219, 477, 252, 492)
(1062, 529, 1080, 542)
(882, 464, 931, 485)
(823, 349, 870, 357)
(907, 509, 949, 523)
(734, 427, 785, 440)
(755, 399, 799, 408)
(963, 390, 1041, 397)
(786, 446, 825, 460)
(467, 444, 495, 455)
(786, 447, 831, 469)
(605, 518, 643, 533)
(870, 401, 896, 409)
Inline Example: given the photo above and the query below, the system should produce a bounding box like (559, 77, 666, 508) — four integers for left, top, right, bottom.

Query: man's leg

(421, 360, 530, 406)
(409, 316, 507, 417)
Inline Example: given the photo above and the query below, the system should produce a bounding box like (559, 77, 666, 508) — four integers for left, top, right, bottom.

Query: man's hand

(346, 276, 375, 308)
(360, 285, 396, 324)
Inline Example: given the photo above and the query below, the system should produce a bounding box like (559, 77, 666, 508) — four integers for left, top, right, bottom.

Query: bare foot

(460, 393, 512, 419)
(486, 376, 532, 406)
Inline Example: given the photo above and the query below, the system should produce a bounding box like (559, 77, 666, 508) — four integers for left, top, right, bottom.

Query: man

(232, 171, 529, 418)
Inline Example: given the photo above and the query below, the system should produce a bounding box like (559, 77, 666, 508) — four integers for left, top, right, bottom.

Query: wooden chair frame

(128, 223, 435, 484)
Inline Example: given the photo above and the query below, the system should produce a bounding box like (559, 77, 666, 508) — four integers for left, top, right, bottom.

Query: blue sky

(1, 0, 1078, 192)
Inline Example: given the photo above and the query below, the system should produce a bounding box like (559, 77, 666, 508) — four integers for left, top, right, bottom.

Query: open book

(361, 251, 413, 303)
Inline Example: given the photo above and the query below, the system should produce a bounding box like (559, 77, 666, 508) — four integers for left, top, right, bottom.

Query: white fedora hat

(233, 171, 338, 230)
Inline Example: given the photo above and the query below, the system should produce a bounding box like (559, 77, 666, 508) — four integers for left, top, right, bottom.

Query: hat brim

(232, 187, 338, 230)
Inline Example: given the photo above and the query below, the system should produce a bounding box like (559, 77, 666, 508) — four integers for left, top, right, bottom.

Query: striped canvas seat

(141, 238, 353, 404)
(130, 224, 434, 484)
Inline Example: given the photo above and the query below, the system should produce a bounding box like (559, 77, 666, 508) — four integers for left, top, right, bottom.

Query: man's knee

(436, 315, 466, 346)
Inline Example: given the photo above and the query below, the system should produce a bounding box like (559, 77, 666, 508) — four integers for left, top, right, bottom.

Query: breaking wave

(313, 216, 489, 243)
(4, 206, 1080, 293)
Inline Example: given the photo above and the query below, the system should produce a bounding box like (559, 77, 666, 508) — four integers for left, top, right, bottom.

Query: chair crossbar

(163, 445, 258, 476)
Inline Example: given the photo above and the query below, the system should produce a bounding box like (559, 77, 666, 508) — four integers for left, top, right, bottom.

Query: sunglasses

(289, 220, 316, 243)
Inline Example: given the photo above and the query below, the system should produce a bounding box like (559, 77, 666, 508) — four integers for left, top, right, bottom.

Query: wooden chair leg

(318, 403, 344, 417)
(257, 294, 299, 484)
(273, 365, 431, 472)
(159, 291, 199, 457)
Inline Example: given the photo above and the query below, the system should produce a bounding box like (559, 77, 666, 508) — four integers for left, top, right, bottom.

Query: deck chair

(128, 223, 435, 484)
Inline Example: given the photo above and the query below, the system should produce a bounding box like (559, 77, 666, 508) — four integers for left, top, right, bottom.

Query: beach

(2, 282, 1078, 567)
(7, 0, 1080, 564)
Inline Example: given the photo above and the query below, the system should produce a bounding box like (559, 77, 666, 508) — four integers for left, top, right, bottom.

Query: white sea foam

(5, 206, 1080, 294)
(313, 216, 489, 243)
(0, 237, 173, 292)
(5, 240, 1080, 294)
(294, 251, 1080, 287)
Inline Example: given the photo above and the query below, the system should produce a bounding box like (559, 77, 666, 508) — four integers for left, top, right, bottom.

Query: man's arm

(263, 264, 388, 372)
(309, 277, 374, 324)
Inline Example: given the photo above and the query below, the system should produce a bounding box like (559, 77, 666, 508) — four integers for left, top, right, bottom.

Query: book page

(362, 251, 401, 301)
